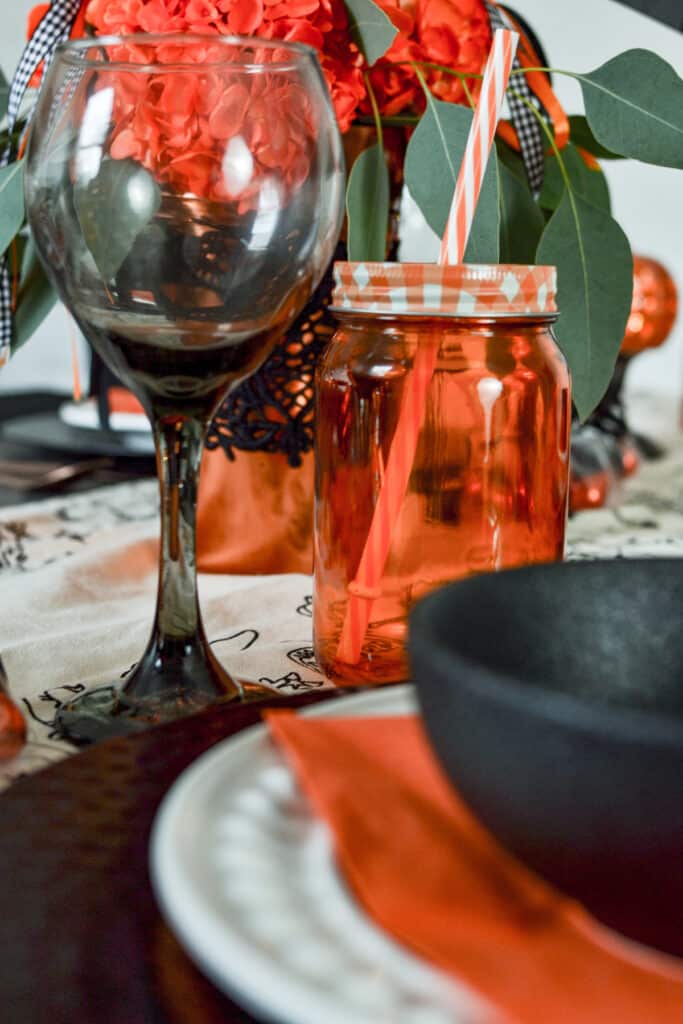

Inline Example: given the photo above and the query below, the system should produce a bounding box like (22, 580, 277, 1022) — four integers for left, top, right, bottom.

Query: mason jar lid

(332, 262, 557, 317)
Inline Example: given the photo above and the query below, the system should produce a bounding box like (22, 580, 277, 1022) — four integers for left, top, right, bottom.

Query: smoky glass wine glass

(25, 35, 344, 742)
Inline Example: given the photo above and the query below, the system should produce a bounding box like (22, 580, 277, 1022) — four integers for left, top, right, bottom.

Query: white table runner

(1, 435, 683, 787)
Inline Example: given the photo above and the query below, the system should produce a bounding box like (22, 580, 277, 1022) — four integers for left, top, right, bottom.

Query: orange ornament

(621, 255, 678, 357)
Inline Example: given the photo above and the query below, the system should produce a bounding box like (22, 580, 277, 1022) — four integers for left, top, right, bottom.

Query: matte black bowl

(409, 558, 683, 957)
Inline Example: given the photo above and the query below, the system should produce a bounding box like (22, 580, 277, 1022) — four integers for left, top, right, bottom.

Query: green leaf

(405, 99, 499, 263)
(539, 143, 611, 214)
(346, 142, 390, 262)
(568, 115, 623, 160)
(343, 0, 398, 66)
(495, 139, 528, 184)
(75, 158, 161, 281)
(12, 243, 57, 354)
(577, 49, 683, 168)
(0, 160, 25, 259)
(498, 162, 545, 264)
(0, 67, 8, 123)
(536, 191, 633, 419)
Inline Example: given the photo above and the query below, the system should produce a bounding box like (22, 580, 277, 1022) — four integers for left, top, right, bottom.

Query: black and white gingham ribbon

(0, 0, 82, 359)
(484, 1, 545, 196)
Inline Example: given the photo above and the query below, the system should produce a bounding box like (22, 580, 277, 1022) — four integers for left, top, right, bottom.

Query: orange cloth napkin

(266, 712, 683, 1023)
(196, 448, 313, 574)
(102, 388, 316, 574)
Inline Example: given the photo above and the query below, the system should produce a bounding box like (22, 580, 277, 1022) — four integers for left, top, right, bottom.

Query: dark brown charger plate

(0, 691, 343, 1024)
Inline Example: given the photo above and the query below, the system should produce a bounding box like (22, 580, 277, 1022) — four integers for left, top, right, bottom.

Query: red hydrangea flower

(82, 0, 491, 125)
(84, 0, 366, 131)
(28, 0, 491, 199)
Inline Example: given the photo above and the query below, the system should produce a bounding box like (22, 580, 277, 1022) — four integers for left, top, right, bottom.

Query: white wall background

(1, 0, 682, 408)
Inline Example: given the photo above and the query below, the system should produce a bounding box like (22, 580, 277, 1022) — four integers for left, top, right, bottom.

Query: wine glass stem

(120, 408, 240, 708)
(154, 413, 205, 641)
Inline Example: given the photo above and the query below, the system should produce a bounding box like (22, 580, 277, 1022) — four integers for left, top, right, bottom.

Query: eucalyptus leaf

(0, 67, 8, 124)
(75, 158, 161, 282)
(343, 0, 398, 66)
(0, 160, 25, 259)
(20, 231, 35, 279)
(13, 245, 57, 354)
(539, 143, 611, 214)
(495, 139, 528, 184)
(346, 142, 390, 262)
(577, 49, 683, 168)
(405, 99, 499, 263)
(568, 115, 623, 160)
(498, 162, 545, 264)
(537, 191, 633, 419)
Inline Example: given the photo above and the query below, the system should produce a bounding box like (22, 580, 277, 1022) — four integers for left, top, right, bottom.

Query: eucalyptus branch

(394, 59, 483, 81)
(461, 77, 475, 110)
(510, 65, 576, 79)
(354, 113, 420, 127)
(363, 72, 384, 149)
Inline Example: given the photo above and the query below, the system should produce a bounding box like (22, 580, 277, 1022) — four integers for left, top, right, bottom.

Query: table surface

(0, 690, 347, 1024)
(1, 393, 683, 1022)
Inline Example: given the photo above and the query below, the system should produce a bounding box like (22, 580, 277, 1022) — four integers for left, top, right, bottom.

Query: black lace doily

(205, 242, 345, 468)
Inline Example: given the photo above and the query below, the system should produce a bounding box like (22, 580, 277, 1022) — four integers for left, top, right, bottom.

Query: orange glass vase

(314, 263, 571, 686)
(0, 660, 25, 760)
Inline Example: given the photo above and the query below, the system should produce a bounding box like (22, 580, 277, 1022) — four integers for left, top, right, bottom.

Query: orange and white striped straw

(440, 28, 518, 265)
(336, 29, 518, 667)
(336, 338, 437, 666)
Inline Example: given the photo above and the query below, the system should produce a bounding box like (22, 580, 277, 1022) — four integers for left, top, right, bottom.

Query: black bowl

(409, 558, 683, 957)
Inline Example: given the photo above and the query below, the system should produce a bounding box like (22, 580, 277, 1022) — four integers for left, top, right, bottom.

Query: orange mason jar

(314, 262, 571, 686)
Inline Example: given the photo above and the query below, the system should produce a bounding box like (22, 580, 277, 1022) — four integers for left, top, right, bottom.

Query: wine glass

(25, 35, 344, 742)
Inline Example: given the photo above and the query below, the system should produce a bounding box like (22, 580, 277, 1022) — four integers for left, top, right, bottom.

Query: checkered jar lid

(332, 263, 557, 318)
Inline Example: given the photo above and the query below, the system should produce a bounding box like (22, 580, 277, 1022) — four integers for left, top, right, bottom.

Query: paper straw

(336, 29, 519, 667)
(439, 29, 518, 266)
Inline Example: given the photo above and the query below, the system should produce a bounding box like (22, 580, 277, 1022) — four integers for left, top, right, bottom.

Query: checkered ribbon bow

(0, 0, 82, 366)
(484, 1, 546, 195)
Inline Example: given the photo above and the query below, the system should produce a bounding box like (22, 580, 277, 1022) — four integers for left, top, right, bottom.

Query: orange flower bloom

(415, 0, 491, 104)
(26, 0, 491, 199)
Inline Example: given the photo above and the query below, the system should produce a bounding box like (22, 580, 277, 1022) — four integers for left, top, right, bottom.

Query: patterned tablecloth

(1, 433, 682, 787)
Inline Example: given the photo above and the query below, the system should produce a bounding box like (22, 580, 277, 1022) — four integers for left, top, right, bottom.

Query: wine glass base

(53, 680, 277, 746)
(53, 684, 242, 746)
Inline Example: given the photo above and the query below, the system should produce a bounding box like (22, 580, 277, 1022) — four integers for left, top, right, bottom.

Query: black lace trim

(205, 242, 345, 468)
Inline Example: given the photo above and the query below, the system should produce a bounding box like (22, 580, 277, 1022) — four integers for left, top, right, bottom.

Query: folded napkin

(267, 712, 683, 1024)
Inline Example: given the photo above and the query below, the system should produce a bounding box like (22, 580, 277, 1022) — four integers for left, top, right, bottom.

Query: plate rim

(149, 684, 430, 1024)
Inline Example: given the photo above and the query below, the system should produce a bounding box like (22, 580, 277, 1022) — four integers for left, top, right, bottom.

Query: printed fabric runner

(0, 426, 682, 788)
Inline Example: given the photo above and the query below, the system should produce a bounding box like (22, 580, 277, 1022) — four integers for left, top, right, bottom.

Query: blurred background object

(570, 255, 678, 512)
(616, 0, 683, 32)
(615, 254, 678, 458)
(622, 255, 679, 358)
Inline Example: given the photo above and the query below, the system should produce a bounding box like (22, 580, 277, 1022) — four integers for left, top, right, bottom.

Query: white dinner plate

(150, 685, 494, 1024)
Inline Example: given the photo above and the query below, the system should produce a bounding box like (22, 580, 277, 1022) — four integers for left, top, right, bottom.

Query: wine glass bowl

(25, 35, 344, 741)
